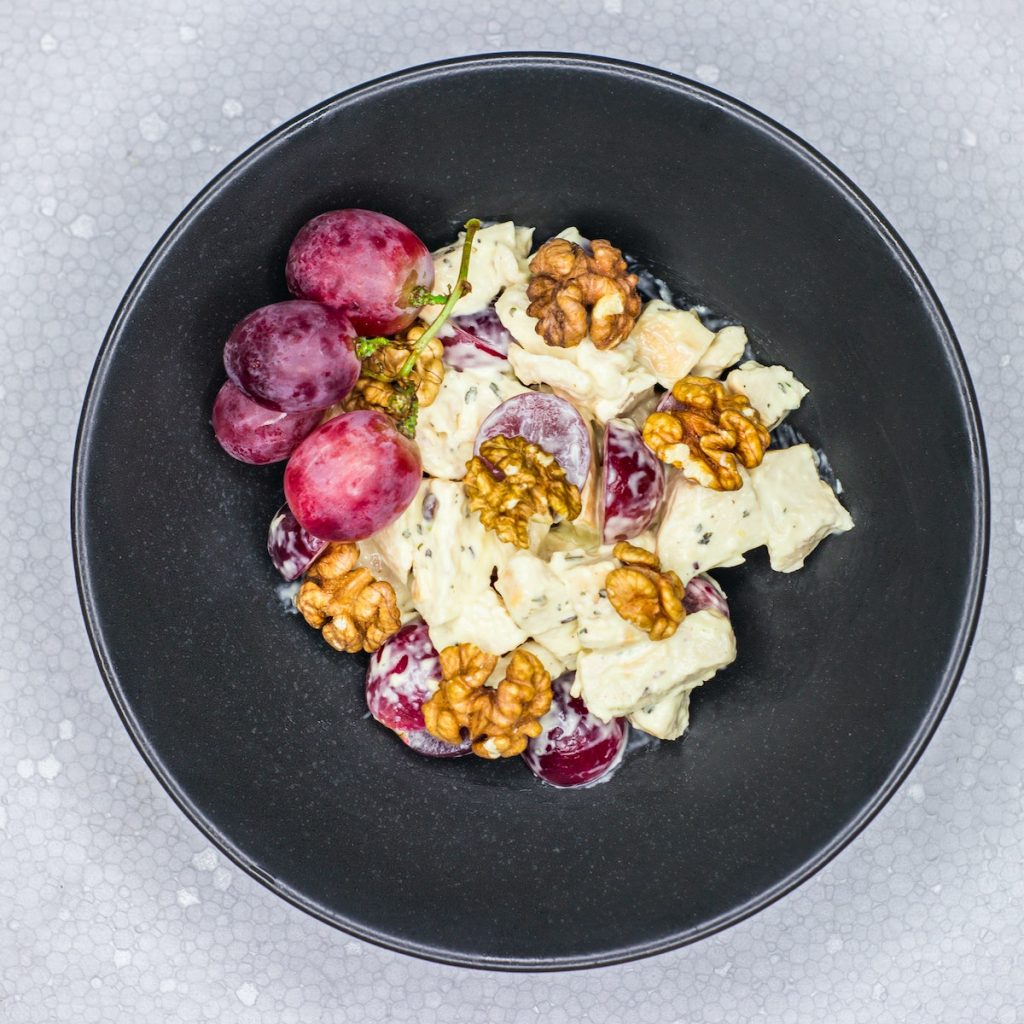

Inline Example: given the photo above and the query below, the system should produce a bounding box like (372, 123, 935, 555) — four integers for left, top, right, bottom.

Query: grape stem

(409, 286, 450, 306)
(354, 335, 393, 360)
(398, 218, 480, 379)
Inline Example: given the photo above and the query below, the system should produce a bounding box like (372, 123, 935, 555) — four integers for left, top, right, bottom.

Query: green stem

(398, 218, 480, 379)
(409, 286, 451, 306)
(354, 335, 392, 360)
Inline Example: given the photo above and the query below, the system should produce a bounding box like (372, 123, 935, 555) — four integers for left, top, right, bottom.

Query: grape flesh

(283, 409, 422, 541)
(223, 300, 359, 413)
(522, 673, 628, 788)
(656, 389, 683, 412)
(267, 502, 328, 581)
(684, 575, 730, 617)
(285, 209, 434, 336)
(366, 622, 471, 757)
(475, 392, 592, 489)
(438, 308, 512, 370)
(212, 381, 320, 464)
(600, 418, 665, 543)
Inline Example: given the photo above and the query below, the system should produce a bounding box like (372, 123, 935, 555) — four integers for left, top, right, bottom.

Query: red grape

(684, 575, 730, 617)
(401, 728, 472, 758)
(285, 209, 434, 336)
(212, 381, 320, 464)
(438, 308, 512, 369)
(284, 409, 422, 541)
(223, 300, 359, 413)
(366, 622, 471, 757)
(656, 389, 684, 412)
(366, 622, 438, 733)
(475, 392, 592, 489)
(267, 502, 328, 581)
(522, 673, 628, 788)
(599, 418, 666, 543)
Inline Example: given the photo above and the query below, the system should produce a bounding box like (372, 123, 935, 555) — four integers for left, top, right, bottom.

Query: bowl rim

(71, 51, 990, 971)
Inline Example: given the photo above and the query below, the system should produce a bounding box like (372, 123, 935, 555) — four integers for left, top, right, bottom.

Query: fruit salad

(213, 211, 854, 788)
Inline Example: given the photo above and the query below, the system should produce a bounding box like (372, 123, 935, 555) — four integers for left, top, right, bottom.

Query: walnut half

(526, 238, 641, 350)
(464, 434, 582, 548)
(296, 543, 401, 654)
(344, 324, 445, 423)
(643, 376, 770, 490)
(606, 542, 686, 641)
(422, 643, 553, 759)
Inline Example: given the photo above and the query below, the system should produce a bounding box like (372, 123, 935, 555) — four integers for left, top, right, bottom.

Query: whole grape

(223, 300, 359, 413)
(212, 381, 321, 464)
(286, 209, 434, 336)
(284, 409, 422, 541)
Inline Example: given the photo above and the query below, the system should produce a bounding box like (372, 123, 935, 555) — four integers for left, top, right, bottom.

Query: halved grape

(284, 410, 422, 541)
(212, 381, 320, 465)
(599, 418, 665, 543)
(401, 729, 473, 758)
(436, 323, 503, 371)
(223, 300, 359, 413)
(684, 575, 730, 618)
(474, 392, 591, 489)
(366, 622, 471, 757)
(438, 307, 512, 370)
(522, 673, 628, 788)
(656, 389, 683, 412)
(285, 209, 434, 336)
(267, 502, 328, 581)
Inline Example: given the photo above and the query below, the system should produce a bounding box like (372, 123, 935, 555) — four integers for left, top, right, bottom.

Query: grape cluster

(212, 209, 434, 540)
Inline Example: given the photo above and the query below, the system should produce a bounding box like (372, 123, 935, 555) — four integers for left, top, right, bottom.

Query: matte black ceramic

(73, 54, 987, 970)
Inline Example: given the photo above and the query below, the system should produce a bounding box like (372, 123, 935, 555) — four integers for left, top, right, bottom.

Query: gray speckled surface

(1, 0, 1019, 1019)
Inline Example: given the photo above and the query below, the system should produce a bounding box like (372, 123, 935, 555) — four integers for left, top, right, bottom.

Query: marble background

(1, 0, 1020, 1020)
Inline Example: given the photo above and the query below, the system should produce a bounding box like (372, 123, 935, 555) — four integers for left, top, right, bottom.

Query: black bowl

(73, 54, 987, 970)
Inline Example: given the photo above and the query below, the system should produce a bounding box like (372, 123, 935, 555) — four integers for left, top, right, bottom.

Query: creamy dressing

(629, 688, 692, 740)
(416, 365, 528, 479)
(275, 580, 301, 614)
(630, 301, 715, 387)
(494, 550, 577, 638)
(408, 479, 526, 656)
(576, 609, 736, 721)
(748, 445, 854, 572)
(497, 283, 658, 423)
(691, 324, 747, 377)
(657, 467, 765, 582)
(725, 360, 809, 429)
(419, 221, 532, 319)
(548, 549, 647, 652)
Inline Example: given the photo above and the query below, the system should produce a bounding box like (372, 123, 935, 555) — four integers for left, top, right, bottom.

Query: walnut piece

(422, 643, 553, 759)
(345, 324, 445, 420)
(526, 237, 641, 350)
(464, 434, 582, 549)
(296, 543, 401, 653)
(606, 543, 686, 641)
(642, 375, 770, 490)
(611, 541, 660, 569)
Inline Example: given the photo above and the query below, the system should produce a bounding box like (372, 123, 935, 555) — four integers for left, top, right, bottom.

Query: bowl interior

(74, 54, 986, 969)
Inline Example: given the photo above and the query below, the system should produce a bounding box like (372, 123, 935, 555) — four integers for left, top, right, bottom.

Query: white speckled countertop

(1, 1, 1020, 1020)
